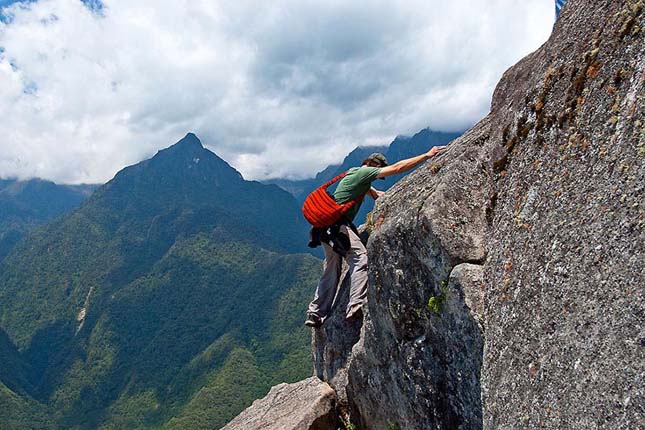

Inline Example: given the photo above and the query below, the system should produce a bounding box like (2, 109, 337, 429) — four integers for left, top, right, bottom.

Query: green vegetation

(0, 135, 319, 429)
(387, 420, 401, 429)
(0, 179, 94, 262)
(0, 382, 52, 430)
(427, 281, 449, 315)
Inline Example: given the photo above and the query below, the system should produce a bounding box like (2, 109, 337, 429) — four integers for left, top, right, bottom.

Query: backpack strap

(321, 172, 348, 190)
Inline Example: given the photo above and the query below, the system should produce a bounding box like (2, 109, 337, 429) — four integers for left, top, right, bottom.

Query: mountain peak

(155, 133, 222, 163)
(174, 132, 204, 149)
(153, 133, 243, 182)
(100, 133, 246, 207)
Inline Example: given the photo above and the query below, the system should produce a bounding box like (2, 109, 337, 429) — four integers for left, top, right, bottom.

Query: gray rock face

(347, 119, 493, 430)
(221, 377, 337, 430)
(312, 264, 362, 405)
(326, 0, 643, 429)
(480, 0, 644, 428)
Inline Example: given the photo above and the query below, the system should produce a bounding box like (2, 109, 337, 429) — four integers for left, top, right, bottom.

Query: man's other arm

(368, 187, 384, 200)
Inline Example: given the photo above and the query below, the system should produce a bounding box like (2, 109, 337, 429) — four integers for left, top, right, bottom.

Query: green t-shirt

(333, 166, 382, 221)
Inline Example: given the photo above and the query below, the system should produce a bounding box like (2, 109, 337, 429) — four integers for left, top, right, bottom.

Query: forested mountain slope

(0, 133, 320, 430)
(0, 179, 96, 261)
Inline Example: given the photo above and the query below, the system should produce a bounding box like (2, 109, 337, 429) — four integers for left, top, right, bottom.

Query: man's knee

(348, 251, 368, 271)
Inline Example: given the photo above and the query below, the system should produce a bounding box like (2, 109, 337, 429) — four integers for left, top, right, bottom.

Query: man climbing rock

(304, 146, 447, 328)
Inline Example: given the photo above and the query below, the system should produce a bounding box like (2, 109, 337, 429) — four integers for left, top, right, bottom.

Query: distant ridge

(0, 178, 98, 261)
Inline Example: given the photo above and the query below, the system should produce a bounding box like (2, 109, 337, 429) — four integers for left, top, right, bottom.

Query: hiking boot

(304, 313, 323, 328)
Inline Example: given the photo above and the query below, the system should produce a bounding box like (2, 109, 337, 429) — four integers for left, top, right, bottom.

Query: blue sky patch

(82, 0, 104, 12)
(0, 1, 104, 13)
(0, 0, 34, 24)
(1, 1, 104, 24)
(0, 0, 33, 9)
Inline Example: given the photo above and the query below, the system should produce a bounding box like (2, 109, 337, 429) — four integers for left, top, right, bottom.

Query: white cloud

(0, 0, 553, 183)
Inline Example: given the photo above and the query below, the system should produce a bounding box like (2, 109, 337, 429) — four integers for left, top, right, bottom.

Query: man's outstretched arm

(376, 145, 446, 179)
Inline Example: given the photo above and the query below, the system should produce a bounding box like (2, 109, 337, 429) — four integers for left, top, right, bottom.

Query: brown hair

(362, 157, 385, 167)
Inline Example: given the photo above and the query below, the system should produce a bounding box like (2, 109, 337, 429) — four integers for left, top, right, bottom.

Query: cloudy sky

(0, 0, 554, 184)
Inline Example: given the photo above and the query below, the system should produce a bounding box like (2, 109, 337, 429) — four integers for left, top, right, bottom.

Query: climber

(304, 145, 447, 328)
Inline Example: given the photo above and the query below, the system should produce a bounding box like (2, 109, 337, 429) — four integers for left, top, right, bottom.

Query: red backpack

(302, 172, 363, 228)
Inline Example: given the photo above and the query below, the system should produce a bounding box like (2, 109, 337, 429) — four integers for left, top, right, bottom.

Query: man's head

(362, 152, 388, 168)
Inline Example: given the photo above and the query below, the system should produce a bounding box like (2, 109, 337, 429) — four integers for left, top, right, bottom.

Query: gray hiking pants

(307, 225, 368, 319)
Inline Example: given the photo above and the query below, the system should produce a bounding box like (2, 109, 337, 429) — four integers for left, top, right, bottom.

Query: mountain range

(0, 128, 461, 261)
(0, 133, 319, 430)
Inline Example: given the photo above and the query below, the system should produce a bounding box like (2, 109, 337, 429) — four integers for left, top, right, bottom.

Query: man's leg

(307, 242, 342, 320)
(341, 225, 368, 319)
